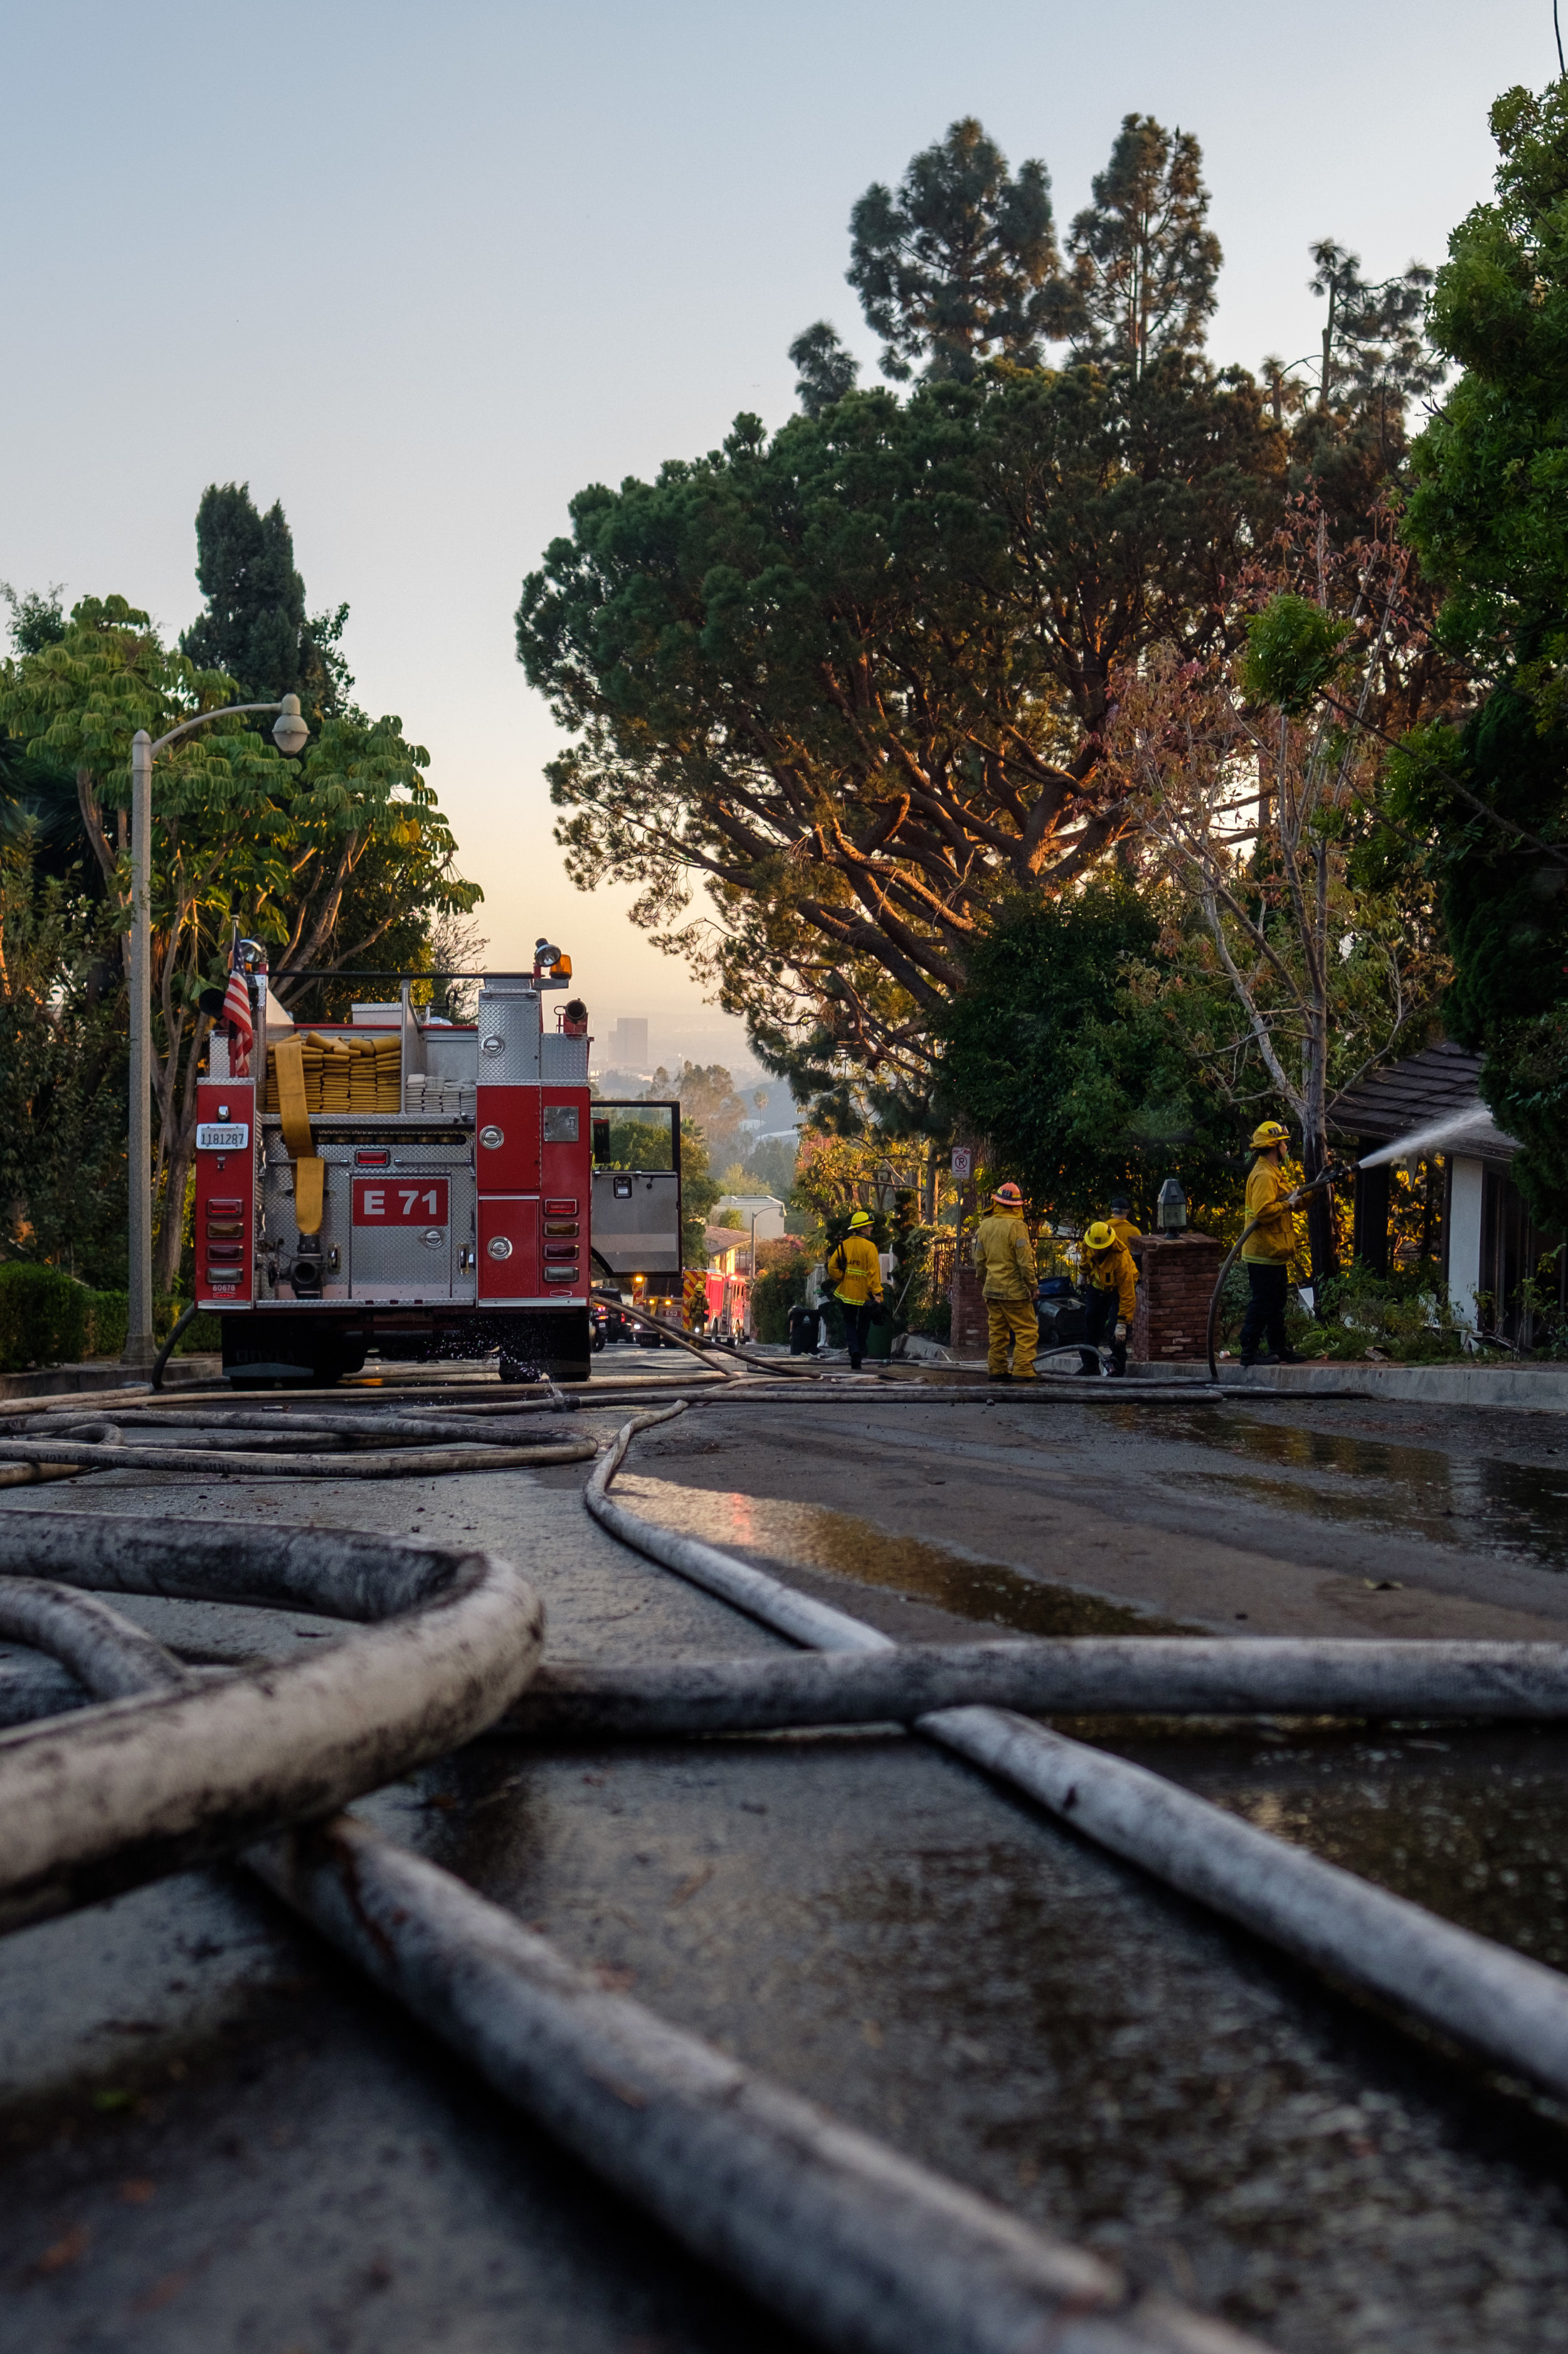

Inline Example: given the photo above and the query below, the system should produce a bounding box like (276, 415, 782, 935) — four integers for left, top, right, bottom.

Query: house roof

(1328, 1041, 1485, 1142)
(1328, 1041, 1518, 1166)
(702, 1226, 750, 1261)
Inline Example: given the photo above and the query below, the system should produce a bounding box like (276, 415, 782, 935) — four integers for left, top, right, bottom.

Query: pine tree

(845, 117, 1059, 383)
(1059, 115, 1221, 375)
(788, 322, 860, 417)
(181, 485, 354, 720)
(1306, 241, 1441, 420)
(181, 483, 309, 701)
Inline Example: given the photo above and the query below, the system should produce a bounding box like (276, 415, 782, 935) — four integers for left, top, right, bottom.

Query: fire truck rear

(193, 948, 681, 1387)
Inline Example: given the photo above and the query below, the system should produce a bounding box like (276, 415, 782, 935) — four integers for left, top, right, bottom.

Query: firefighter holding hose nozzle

(1239, 1121, 1308, 1368)
(1078, 1222, 1138, 1377)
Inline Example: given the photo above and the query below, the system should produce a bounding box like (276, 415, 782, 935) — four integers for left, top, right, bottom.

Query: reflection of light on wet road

(615, 1475, 1182, 1638)
(1104, 1405, 1568, 1572)
(724, 1490, 760, 1549)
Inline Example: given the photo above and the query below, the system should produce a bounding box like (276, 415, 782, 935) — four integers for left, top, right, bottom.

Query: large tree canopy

(517, 366, 1284, 1099)
(0, 596, 477, 1287)
(1394, 82, 1568, 1228)
(933, 880, 1236, 1223)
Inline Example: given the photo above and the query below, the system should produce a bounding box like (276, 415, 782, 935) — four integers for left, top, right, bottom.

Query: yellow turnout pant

(986, 1298, 1039, 1380)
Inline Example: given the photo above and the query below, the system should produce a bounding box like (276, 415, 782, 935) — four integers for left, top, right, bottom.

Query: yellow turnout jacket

(970, 1211, 1037, 1302)
(1242, 1159, 1299, 1264)
(828, 1232, 884, 1305)
(1085, 1237, 1138, 1321)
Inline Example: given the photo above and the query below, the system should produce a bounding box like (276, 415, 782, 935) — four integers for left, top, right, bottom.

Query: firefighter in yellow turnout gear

(1078, 1220, 1138, 1377)
(827, 1208, 885, 1370)
(1239, 1120, 1307, 1367)
(971, 1183, 1039, 1382)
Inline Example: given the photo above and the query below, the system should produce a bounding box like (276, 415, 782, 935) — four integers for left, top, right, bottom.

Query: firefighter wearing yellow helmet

(970, 1181, 1039, 1382)
(827, 1206, 885, 1370)
(1078, 1219, 1138, 1377)
(1240, 1120, 1307, 1367)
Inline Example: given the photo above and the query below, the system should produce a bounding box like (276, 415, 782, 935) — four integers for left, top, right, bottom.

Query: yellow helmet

(847, 1208, 873, 1228)
(1250, 1120, 1290, 1149)
(1084, 1220, 1116, 1251)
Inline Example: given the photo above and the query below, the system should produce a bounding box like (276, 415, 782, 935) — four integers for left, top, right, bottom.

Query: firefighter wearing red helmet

(970, 1181, 1039, 1382)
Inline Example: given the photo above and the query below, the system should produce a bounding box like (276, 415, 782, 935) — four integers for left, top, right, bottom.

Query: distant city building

(607, 1017, 649, 1069)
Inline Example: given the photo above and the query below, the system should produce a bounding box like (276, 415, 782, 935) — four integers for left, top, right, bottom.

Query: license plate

(196, 1122, 250, 1151)
(352, 1177, 450, 1226)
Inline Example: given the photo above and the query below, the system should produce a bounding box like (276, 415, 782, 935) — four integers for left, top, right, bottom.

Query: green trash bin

(866, 1313, 894, 1361)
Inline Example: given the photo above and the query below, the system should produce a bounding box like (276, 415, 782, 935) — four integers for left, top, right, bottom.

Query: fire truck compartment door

(346, 1157, 473, 1301)
(590, 1168, 681, 1276)
(478, 1198, 539, 1299)
(476, 1087, 539, 1191)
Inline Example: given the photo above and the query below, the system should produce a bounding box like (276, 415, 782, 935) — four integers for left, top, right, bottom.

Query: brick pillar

(1130, 1232, 1226, 1365)
(951, 1252, 989, 1356)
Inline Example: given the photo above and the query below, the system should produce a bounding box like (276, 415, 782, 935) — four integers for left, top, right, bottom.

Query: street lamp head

(1157, 1176, 1189, 1234)
(272, 694, 309, 757)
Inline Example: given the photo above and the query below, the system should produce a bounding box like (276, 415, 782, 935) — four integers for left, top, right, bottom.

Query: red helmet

(992, 1182, 1024, 1206)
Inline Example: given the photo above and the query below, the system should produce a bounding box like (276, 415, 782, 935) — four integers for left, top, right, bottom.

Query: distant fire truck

(194, 946, 682, 1386)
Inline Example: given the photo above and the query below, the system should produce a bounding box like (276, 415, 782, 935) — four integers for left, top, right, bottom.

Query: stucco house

(1330, 1041, 1564, 1346)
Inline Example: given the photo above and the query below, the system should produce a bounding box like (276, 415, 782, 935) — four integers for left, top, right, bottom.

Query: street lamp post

(122, 693, 310, 1371)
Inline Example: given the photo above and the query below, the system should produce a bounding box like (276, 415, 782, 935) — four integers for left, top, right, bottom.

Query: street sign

(951, 1148, 972, 1181)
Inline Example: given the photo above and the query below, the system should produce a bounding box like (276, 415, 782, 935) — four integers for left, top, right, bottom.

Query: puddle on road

(1126, 1720, 1568, 1974)
(1104, 1403, 1568, 1570)
(615, 1474, 1182, 1638)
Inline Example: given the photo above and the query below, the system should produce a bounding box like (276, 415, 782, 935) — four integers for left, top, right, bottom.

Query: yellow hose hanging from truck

(270, 1033, 325, 1236)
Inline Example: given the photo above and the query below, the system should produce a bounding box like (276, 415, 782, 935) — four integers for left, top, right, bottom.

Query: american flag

(221, 955, 254, 1076)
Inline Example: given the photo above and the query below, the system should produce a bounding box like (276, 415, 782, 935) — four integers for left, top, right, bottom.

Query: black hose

(1204, 1166, 1347, 1380)
(151, 1300, 199, 1392)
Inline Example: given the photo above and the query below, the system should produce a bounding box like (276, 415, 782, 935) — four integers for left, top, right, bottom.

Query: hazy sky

(2, 0, 1552, 1068)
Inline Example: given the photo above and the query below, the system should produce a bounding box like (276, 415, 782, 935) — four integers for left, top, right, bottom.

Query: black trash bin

(787, 1303, 822, 1356)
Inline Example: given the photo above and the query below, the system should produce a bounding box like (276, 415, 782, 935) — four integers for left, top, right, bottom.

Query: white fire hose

(4, 1381, 1568, 2349)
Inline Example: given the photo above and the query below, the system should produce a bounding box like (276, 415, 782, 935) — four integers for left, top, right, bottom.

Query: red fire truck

(194, 947, 682, 1387)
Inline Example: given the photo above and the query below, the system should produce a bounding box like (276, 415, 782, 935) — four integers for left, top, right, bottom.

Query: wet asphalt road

(6, 1371, 1568, 2351)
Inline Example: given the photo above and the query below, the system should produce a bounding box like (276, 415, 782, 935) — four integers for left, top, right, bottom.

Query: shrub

(154, 1297, 223, 1355)
(751, 1243, 808, 1343)
(0, 1263, 87, 1370)
(83, 1291, 129, 1359)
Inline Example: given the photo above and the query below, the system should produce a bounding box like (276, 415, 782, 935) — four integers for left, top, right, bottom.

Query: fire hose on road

(7, 1381, 1568, 2347)
(0, 1505, 1264, 2354)
(585, 1402, 1568, 2113)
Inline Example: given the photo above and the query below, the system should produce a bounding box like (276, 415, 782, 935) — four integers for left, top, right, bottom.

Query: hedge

(0, 1268, 222, 1371)
(0, 1264, 93, 1371)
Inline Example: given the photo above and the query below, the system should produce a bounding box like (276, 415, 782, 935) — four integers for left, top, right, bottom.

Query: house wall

(1447, 1156, 1485, 1334)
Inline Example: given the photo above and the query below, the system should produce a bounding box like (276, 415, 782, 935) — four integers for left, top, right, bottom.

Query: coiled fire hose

(0, 1505, 1265, 2354)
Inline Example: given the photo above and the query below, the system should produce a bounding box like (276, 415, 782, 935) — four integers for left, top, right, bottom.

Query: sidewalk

(941, 1353, 1568, 1411)
(0, 1354, 222, 1403)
